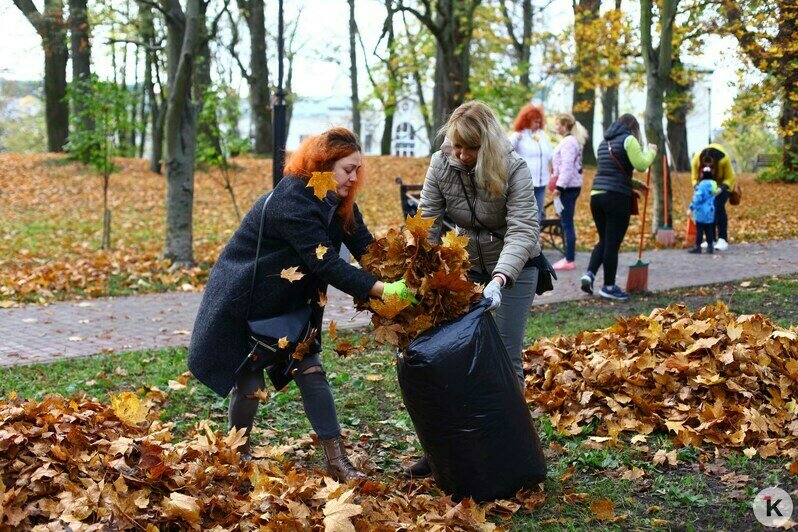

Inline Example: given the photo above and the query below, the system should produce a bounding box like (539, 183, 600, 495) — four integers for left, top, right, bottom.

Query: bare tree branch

(12, 0, 44, 36)
(225, 9, 252, 83)
(200, 0, 232, 47)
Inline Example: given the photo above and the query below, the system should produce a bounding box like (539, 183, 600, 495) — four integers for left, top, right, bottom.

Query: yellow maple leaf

(589, 498, 616, 522)
(318, 291, 328, 307)
(307, 171, 337, 200)
(316, 244, 329, 260)
(323, 488, 363, 530)
(441, 230, 469, 250)
(405, 208, 434, 236)
(280, 266, 305, 283)
(278, 336, 290, 349)
(369, 294, 411, 319)
(329, 321, 338, 340)
(110, 392, 149, 426)
(162, 492, 201, 522)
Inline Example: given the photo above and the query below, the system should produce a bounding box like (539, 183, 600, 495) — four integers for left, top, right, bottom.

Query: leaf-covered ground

(2, 153, 798, 305)
(1, 275, 796, 530)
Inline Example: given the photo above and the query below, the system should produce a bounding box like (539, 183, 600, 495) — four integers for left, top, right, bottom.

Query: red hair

(283, 127, 365, 230)
(512, 104, 545, 132)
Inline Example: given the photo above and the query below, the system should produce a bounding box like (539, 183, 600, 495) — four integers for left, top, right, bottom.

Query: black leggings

(696, 222, 713, 249)
(228, 353, 342, 442)
(714, 186, 729, 241)
(587, 191, 631, 287)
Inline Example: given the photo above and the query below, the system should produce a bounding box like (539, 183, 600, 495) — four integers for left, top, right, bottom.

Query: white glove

(483, 279, 503, 311)
(553, 197, 564, 216)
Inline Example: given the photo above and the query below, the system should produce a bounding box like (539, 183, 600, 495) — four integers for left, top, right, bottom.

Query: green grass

(2, 274, 797, 529)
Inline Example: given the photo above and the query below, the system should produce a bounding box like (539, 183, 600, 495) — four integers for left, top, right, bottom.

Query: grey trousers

(484, 266, 538, 384)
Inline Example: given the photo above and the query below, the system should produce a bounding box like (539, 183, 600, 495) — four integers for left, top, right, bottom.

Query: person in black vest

(188, 128, 414, 482)
(581, 114, 657, 300)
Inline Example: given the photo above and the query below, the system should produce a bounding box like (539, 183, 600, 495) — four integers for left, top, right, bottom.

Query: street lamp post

(707, 85, 712, 145)
(272, 0, 286, 186)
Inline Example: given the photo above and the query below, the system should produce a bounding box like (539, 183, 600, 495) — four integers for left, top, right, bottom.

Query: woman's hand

(647, 142, 658, 153)
(634, 180, 649, 194)
(381, 279, 418, 305)
(483, 278, 503, 311)
(551, 189, 561, 198)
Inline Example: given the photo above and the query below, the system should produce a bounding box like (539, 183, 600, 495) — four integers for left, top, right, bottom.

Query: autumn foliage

(0, 390, 544, 529)
(1, 153, 797, 305)
(524, 302, 798, 459)
(356, 209, 482, 348)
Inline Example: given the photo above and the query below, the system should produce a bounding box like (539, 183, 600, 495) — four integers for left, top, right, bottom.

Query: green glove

(382, 279, 418, 305)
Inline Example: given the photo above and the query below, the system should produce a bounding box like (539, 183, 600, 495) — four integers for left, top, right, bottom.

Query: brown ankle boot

(320, 436, 365, 483)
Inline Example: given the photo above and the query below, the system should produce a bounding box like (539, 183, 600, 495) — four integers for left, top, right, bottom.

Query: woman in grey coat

(189, 128, 413, 482)
(407, 100, 541, 478)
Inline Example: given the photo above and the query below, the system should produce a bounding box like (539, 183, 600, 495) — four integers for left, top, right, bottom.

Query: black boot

(403, 455, 432, 479)
(687, 247, 701, 254)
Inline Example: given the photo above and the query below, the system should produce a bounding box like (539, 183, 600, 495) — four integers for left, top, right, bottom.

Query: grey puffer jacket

(419, 139, 540, 286)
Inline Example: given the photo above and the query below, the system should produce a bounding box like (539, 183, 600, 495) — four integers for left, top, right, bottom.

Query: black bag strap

(455, 172, 505, 241)
(607, 141, 634, 185)
(247, 192, 274, 320)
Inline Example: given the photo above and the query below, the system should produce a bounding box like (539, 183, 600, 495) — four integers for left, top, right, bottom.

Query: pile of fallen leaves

(0, 391, 544, 530)
(356, 209, 482, 348)
(523, 302, 798, 458)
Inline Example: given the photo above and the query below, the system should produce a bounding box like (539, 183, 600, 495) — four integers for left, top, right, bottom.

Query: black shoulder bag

(233, 192, 314, 390)
(455, 173, 556, 295)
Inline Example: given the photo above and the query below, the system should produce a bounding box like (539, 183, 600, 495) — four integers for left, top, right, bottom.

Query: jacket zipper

(466, 170, 489, 277)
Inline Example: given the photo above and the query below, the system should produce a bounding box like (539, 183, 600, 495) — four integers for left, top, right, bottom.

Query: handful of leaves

(356, 209, 482, 348)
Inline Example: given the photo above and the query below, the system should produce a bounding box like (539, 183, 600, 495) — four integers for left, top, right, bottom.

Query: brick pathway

(2, 239, 797, 367)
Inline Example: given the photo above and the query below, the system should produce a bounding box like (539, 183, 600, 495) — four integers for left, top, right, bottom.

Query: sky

(0, 0, 745, 133)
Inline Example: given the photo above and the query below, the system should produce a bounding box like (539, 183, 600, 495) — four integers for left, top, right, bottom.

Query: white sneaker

(700, 241, 708, 249)
(715, 238, 729, 251)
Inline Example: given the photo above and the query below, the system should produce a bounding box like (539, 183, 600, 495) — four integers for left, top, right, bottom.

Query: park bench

(755, 153, 777, 172)
(395, 177, 565, 254)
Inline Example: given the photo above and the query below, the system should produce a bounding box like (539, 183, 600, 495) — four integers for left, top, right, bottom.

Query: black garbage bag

(397, 300, 547, 502)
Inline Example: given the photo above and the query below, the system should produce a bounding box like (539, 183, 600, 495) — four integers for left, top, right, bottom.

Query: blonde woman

(406, 100, 540, 478)
(549, 113, 589, 270)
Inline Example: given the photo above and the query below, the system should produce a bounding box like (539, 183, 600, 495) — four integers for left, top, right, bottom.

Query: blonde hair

(556, 113, 589, 149)
(441, 101, 509, 198)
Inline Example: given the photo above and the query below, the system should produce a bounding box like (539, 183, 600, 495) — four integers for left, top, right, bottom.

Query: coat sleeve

(718, 155, 736, 189)
(419, 153, 448, 244)
(556, 138, 579, 188)
(342, 202, 375, 261)
(691, 151, 700, 186)
(270, 188, 378, 300)
(493, 159, 540, 285)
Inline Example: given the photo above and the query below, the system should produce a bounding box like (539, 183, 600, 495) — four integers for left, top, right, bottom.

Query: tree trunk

(666, 112, 690, 171)
(641, 0, 677, 232)
(601, 84, 618, 134)
(194, 1, 222, 157)
(348, 0, 361, 138)
(782, 77, 798, 174)
(240, 0, 273, 154)
(163, 0, 200, 267)
(666, 58, 692, 171)
(572, 0, 600, 166)
(139, 43, 151, 159)
(14, 0, 70, 151)
(69, 0, 92, 135)
(381, 110, 394, 155)
(44, 11, 69, 152)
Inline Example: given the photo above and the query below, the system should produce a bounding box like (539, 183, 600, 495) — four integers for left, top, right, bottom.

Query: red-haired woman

(510, 104, 553, 221)
(189, 128, 413, 482)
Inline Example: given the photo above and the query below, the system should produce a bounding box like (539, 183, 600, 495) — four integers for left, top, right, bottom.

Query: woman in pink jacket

(548, 113, 589, 271)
